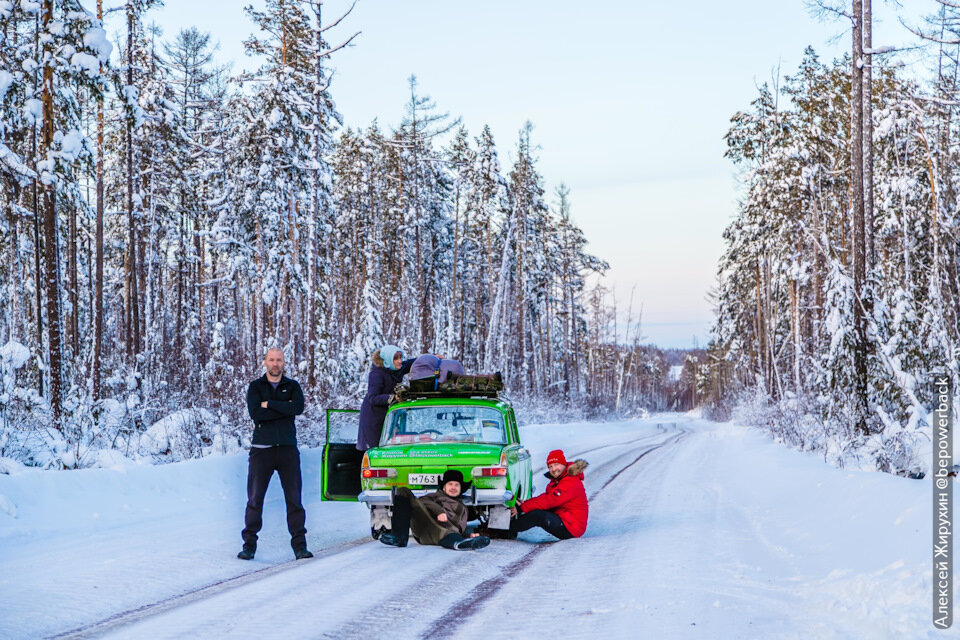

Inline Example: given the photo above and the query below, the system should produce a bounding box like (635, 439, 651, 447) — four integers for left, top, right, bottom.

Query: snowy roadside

(0, 414, 940, 639)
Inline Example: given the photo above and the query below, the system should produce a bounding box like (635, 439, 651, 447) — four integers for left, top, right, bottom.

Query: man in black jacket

(238, 348, 313, 561)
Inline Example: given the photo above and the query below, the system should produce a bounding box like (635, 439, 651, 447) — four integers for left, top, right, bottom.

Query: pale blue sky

(133, 0, 923, 348)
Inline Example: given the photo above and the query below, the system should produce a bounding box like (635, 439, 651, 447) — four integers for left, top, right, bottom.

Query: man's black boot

(237, 546, 256, 560)
(379, 533, 407, 547)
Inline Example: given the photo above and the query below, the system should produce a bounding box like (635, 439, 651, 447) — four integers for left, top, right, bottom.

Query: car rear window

(382, 406, 507, 445)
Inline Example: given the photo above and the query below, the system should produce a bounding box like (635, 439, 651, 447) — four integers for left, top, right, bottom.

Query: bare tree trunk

(41, 0, 63, 425)
(452, 184, 460, 356)
(791, 248, 801, 398)
(544, 279, 552, 392)
(516, 206, 526, 391)
(812, 188, 823, 358)
(125, 2, 141, 362)
(93, 0, 104, 401)
(307, 6, 321, 387)
(458, 207, 467, 360)
(10, 188, 26, 343)
(68, 171, 77, 356)
(851, 0, 869, 436)
(755, 261, 766, 393)
(30, 14, 44, 397)
(763, 258, 779, 399)
(195, 215, 205, 355)
(863, 0, 874, 270)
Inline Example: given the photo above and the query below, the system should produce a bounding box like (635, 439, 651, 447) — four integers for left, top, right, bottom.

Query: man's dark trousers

(509, 509, 573, 540)
(390, 488, 467, 549)
(242, 445, 307, 551)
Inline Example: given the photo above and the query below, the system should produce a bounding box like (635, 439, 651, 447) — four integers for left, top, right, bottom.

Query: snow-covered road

(0, 415, 937, 639)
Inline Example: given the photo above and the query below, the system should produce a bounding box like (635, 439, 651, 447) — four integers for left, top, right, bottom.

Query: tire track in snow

(419, 428, 688, 640)
(47, 535, 372, 640)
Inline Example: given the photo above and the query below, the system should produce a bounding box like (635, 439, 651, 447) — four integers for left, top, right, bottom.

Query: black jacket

(246, 375, 304, 446)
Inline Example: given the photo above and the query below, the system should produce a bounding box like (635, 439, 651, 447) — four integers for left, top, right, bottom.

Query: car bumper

(358, 487, 514, 506)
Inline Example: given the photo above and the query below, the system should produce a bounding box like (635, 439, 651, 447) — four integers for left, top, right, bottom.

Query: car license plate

(408, 473, 440, 486)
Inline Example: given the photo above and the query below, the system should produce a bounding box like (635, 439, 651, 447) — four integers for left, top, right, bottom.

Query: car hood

(368, 443, 503, 466)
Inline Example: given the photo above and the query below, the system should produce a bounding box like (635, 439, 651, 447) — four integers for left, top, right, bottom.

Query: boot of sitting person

(379, 532, 408, 547)
(453, 535, 491, 550)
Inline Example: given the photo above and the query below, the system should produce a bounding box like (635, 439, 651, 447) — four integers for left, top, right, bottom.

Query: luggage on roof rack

(393, 371, 505, 403)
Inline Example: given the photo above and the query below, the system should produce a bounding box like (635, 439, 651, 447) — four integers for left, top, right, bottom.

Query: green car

(321, 391, 533, 538)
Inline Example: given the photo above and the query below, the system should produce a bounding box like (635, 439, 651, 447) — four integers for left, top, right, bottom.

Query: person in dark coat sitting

(379, 470, 491, 550)
(357, 345, 414, 451)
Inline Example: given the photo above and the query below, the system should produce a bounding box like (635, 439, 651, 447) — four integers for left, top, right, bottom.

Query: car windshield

(381, 406, 508, 445)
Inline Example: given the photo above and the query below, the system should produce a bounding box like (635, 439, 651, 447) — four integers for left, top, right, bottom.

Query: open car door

(321, 409, 362, 501)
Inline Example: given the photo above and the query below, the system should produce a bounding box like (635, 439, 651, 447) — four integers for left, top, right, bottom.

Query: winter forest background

(0, 0, 957, 477)
(0, 0, 679, 469)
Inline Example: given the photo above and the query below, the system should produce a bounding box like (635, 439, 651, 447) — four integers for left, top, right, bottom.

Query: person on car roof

(509, 449, 589, 540)
(379, 470, 491, 551)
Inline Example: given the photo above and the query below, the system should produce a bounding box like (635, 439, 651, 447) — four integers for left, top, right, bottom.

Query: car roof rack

(394, 389, 503, 402)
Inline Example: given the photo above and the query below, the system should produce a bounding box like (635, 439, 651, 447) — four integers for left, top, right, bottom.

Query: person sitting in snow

(509, 449, 589, 540)
(379, 470, 491, 551)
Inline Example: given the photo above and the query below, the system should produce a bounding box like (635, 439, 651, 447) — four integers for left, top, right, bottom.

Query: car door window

(326, 409, 360, 445)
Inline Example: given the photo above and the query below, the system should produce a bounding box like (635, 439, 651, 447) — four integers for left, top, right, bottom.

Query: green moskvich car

(321, 390, 533, 538)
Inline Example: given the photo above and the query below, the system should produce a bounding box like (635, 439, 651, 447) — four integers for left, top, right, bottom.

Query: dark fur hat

(439, 469, 472, 494)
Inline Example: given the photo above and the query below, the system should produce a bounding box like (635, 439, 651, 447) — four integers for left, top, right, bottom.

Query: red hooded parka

(518, 459, 589, 537)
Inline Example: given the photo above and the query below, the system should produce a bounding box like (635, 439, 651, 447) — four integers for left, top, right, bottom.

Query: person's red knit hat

(546, 449, 567, 466)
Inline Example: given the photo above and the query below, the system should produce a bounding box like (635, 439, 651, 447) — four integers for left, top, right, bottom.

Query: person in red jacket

(509, 449, 589, 540)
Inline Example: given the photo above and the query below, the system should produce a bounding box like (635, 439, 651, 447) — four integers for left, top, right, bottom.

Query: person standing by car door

(357, 345, 414, 451)
(238, 348, 312, 561)
(509, 449, 589, 540)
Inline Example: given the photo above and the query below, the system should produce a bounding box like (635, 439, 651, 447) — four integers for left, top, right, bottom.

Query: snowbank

(139, 408, 216, 456)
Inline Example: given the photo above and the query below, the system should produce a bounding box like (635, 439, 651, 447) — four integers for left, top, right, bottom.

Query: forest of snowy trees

(696, 0, 960, 476)
(0, 1, 676, 468)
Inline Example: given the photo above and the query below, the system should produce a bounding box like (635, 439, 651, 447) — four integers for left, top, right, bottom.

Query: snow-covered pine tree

(711, 42, 958, 474)
(393, 76, 456, 352)
(232, 0, 345, 391)
(446, 125, 473, 359)
(554, 183, 608, 399)
(33, 0, 111, 425)
(465, 124, 507, 370)
(503, 122, 549, 392)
